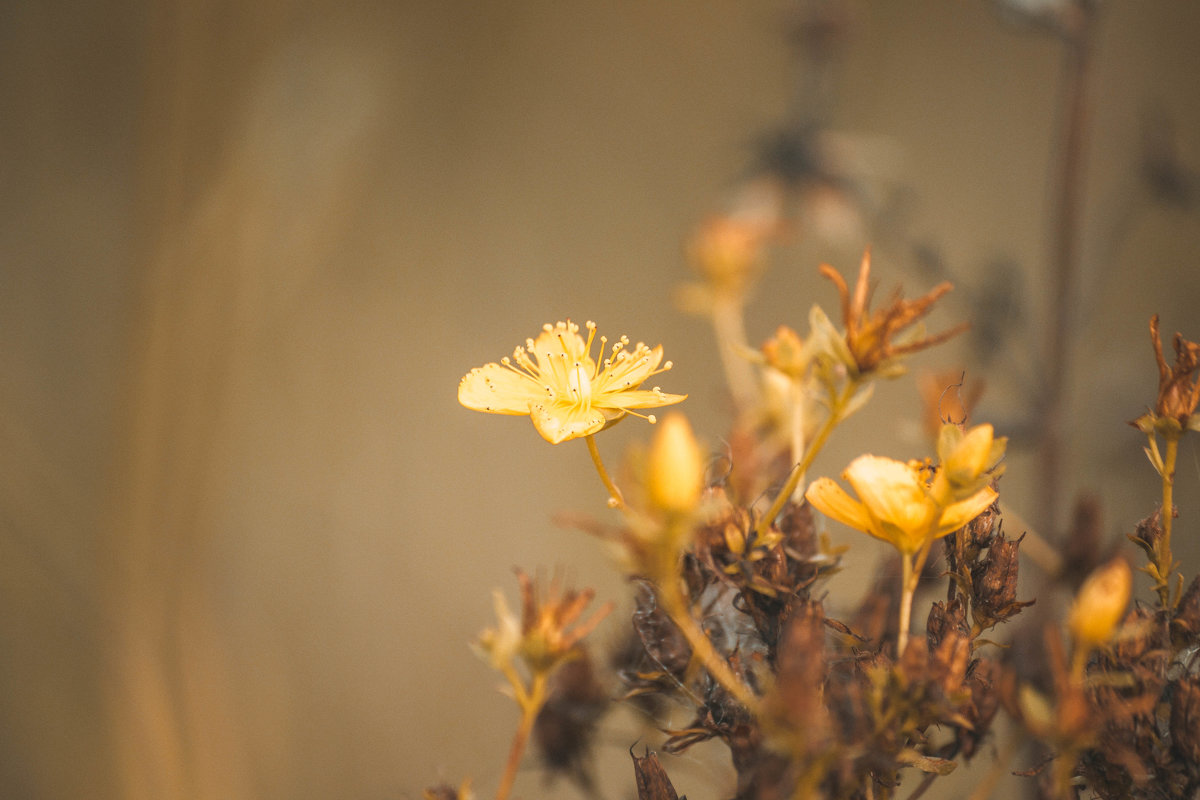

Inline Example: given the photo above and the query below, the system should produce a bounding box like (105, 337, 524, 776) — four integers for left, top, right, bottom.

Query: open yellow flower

(459, 320, 686, 444)
(805, 454, 996, 555)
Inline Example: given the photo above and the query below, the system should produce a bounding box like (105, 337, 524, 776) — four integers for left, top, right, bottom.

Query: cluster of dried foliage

(431, 3, 1200, 796)
(433, 236, 1200, 799)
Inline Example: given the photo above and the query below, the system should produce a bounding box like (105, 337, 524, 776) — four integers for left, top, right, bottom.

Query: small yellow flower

(805, 454, 996, 555)
(646, 412, 706, 515)
(761, 324, 812, 380)
(459, 321, 686, 444)
(1068, 558, 1131, 647)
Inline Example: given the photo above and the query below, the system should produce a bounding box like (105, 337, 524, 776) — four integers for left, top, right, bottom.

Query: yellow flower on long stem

(806, 455, 996, 556)
(806, 453, 996, 653)
(459, 320, 686, 445)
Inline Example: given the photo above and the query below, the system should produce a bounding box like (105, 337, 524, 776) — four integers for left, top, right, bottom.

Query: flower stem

(897, 535, 936, 656)
(897, 551, 915, 657)
(585, 434, 626, 510)
(755, 380, 856, 539)
(712, 296, 759, 413)
(494, 669, 548, 800)
(1157, 434, 1179, 608)
(658, 577, 761, 715)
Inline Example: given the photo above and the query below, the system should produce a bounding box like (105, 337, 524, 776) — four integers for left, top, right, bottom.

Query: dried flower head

(1067, 557, 1132, 648)
(819, 250, 967, 378)
(423, 780, 473, 800)
(459, 321, 685, 444)
(1132, 314, 1200, 435)
(475, 570, 614, 677)
(805, 454, 997, 555)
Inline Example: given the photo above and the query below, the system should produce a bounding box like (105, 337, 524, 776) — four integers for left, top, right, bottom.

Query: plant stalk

(494, 670, 548, 800)
(585, 434, 626, 511)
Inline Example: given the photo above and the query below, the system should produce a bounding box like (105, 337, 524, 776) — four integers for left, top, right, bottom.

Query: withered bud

(631, 747, 683, 800)
(970, 535, 1030, 630)
(1068, 557, 1132, 647)
(1149, 314, 1200, 426)
(1128, 506, 1166, 557)
(632, 583, 692, 677)
(764, 600, 829, 751)
(1170, 676, 1200, 765)
(898, 635, 929, 686)
(1061, 494, 1103, 584)
(779, 499, 818, 559)
(929, 629, 971, 697)
(534, 649, 609, 789)
(926, 598, 968, 650)
(957, 659, 1002, 759)
(423, 781, 472, 800)
(1174, 575, 1200, 644)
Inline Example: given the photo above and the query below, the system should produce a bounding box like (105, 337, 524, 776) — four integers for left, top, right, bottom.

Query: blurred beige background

(2, 2, 1199, 799)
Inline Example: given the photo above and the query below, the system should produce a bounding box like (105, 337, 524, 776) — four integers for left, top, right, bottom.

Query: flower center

(569, 362, 592, 408)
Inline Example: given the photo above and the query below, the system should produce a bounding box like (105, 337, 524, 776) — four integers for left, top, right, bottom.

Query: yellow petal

(934, 486, 997, 538)
(601, 388, 688, 411)
(805, 477, 875, 534)
(593, 344, 665, 394)
(459, 363, 544, 414)
(529, 402, 608, 444)
(843, 456, 934, 536)
(531, 322, 588, 362)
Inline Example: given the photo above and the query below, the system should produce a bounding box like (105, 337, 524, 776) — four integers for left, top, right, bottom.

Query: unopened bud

(933, 422, 1007, 503)
(1068, 557, 1132, 646)
(646, 412, 705, 515)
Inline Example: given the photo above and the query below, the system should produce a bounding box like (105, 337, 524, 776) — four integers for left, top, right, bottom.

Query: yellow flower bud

(646, 412, 705, 515)
(1068, 558, 1132, 646)
(932, 422, 1007, 504)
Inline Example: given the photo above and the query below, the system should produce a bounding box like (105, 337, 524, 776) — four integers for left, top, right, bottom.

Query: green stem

(897, 551, 915, 657)
(585, 434, 625, 511)
(897, 535, 936, 656)
(494, 669, 548, 800)
(658, 576, 761, 715)
(1158, 434, 1179, 608)
(755, 380, 856, 539)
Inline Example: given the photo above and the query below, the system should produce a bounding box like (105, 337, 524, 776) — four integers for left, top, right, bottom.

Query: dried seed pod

(1171, 676, 1200, 765)
(631, 747, 684, 800)
(534, 649, 609, 791)
(632, 583, 693, 677)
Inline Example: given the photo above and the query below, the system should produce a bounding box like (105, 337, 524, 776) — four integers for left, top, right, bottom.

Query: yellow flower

(805, 454, 996, 555)
(459, 320, 686, 444)
(1067, 558, 1131, 647)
